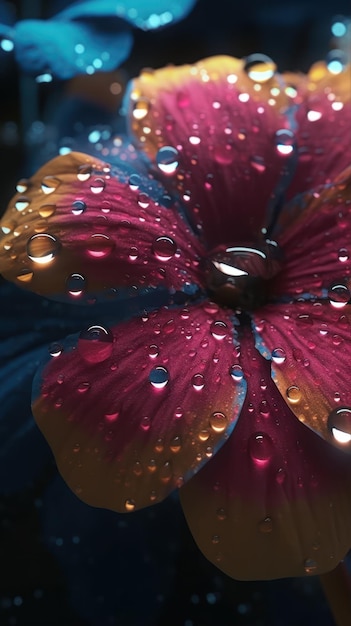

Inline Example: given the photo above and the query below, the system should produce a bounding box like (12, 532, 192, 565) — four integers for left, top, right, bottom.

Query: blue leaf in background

(0, 0, 197, 79)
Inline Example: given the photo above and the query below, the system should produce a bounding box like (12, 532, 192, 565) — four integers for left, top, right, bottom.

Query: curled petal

(0, 151, 204, 302)
(181, 336, 351, 580)
(129, 55, 297, 248)
(272, 165, 351, 300)
(252, 300, 351, 447)
(288, 62, 351, 197)
(32, 303, 246, 511)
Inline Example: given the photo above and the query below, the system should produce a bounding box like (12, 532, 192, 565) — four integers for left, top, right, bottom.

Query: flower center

(204, 241, 283, 310)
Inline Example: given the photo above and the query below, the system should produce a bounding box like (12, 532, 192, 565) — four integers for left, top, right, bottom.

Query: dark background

(0, 1, 351, 624)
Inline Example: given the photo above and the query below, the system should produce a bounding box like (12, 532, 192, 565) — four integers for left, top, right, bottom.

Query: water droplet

(16, 268, 33, 282)
(77, 164, 92, 182)
(148, 344, 159, 359)
(125, 498, 136, 511)
(191, 373, 205, 390)
(286, 385, 302, 404)
(210, 320, 228, 340)
(244, 53, 276, 82)
(133, 461, 143, 476)
(66, 273, 86, 297)
(156, 146, 179, 174)
(49, 342, 63, 357)
(275, 129, 295, 156)
(250, 155, 266, 173)
(38, 204, 56, 218)
(160, 461, 173, 483)
(16, 179, 29, 193)
(248, 432, 274, 466)
(304, 558, 317, 574)
(338, 248, 349, 262)
(41, 176, 61, 194)
(276, 467, 287, 484)
(27, 233, 61, 264)
(78, 325, 114, 363)
(15, 197, 30, 212)
(149, 366, 169, 389)
(212, 534, 220, 544)
(230, 364, 244, 382)
(272, 347, 286, 364)
(86, 233, 114, 258)
(137, 192, 150, 209)
(327, 49, 346, 75)
(128, 173, 141, 190)
(90, 177, 105, 194)
(170, 435, 182, 453)
(129, 247, 139, 261)
(258, 516, 273, 533)
(328, 282, 350, 308)
(217, 508, 227, 521)
(132, 97, 150, 120)
(209, 412, 227, 433)
(152, 236, 177, 261)
(72, 200, 86, 215)
(77, 381, 91, 393)
(328, 407, 351, 444)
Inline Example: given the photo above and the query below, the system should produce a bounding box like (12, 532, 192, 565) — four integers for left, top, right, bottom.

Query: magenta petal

(130, 57, 296, 248)
(0, 151, 205, 301)
(272, 166, 351, 300)
(252, 299, 351, 445)
(181, 333, 351, 580)
(32, 303, 246, 511)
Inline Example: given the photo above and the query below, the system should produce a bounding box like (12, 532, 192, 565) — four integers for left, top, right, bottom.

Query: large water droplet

(328, 282, 350, 309)
(248, 432, 274, 466)
(210, 320, 228, 340)
(286, 385, 302, 404)
(41, 176, 61, 194)
(77, 164, 92, 182)
(275, 129, 295, 156)
(152, 236, 177, 261)
(156, 146, 179, 174)
(72, 200, 86, 215)
(38, 204, 56, 218)
(128, 173, 141, 191)
(86, 233, 114, 258)
(78, 325, 114, 363)
(244, 53, 276, 83)
(16, 179, 29, 193)
(192, 373, 205, 391)
(27, 233, 61, 264)
(272, 347, 286, 364)
(90, 177, 105, 194)
(328, 407, 351, 444)
(149, 366, 169, 389)
(209, 412, 227, 433)
(15, 197, 30, 212)
(125, 498, 136, 511)
(230, 364, 244, 382)
(66, 273, 86, 297)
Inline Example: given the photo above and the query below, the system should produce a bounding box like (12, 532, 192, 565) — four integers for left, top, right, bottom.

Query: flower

(1, 53, 351, 582)
(0, 0, 196, 80)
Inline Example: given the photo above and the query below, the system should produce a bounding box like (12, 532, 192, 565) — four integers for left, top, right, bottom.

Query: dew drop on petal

(132, 97, 150, 120)
(209, 412, 228, 433)
(210, 320, 228, 340)
(86, 233, 114, 258)
(38, 204, 56, 218)
(41, 176, 61, 194)
(338, 248, 349, 263)
(78, 325, 114, 363)
(230, 364, 244, 382)
(328, 407, 351, 444)
(15, 197, 30, 212)
(152, 236, 177, 261)
(16, 269, 33, 282)
(149, 366, 169, 389)
(156, 146, 179, 174)
(66, 273, 86, 297)
(244, 53, 276, 83)
(137, 192, 150, 209)
(192, 373, 205, 391)
(27, 233, 61, 264)
(16, 179, 29, 193)
(77, 164, 92, 182)
(286, 385, 302, 404)
(328, 283, 350, 308)
(304, 558, 317, 574)
(248, 432, 274, 466)
(90, 177, 105, 194)
(125, 498, 136, 512)
(275, 129, 295, 155)
(272, 347, 286, 364)
(258, 516, 273, 533)
(128, 173, 141, 190)
(72, 200, 86, 216)
(49, 342, 63, 358)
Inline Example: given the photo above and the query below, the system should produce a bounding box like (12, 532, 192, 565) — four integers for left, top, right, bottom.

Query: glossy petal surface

(129, 56, 298, 248)
(181, 336, 351, 580)
(14, 19, 132, 79)
(272, 165, 351, 300)
(0, 151, 204, 302)
(32, 304, 246, 511)
(288, 62, 351, 198)
(253, 300, 351, 446)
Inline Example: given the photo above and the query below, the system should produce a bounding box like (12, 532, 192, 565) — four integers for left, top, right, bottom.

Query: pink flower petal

(252, 299, 351, 446)
(181, 333, 351, 580)
(272, 165, 351, 300)
(129, 56, 297, 248)
(32, 303, 246, 511)
(0, 151, 204, 301)
(288, 62, 351, 198)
